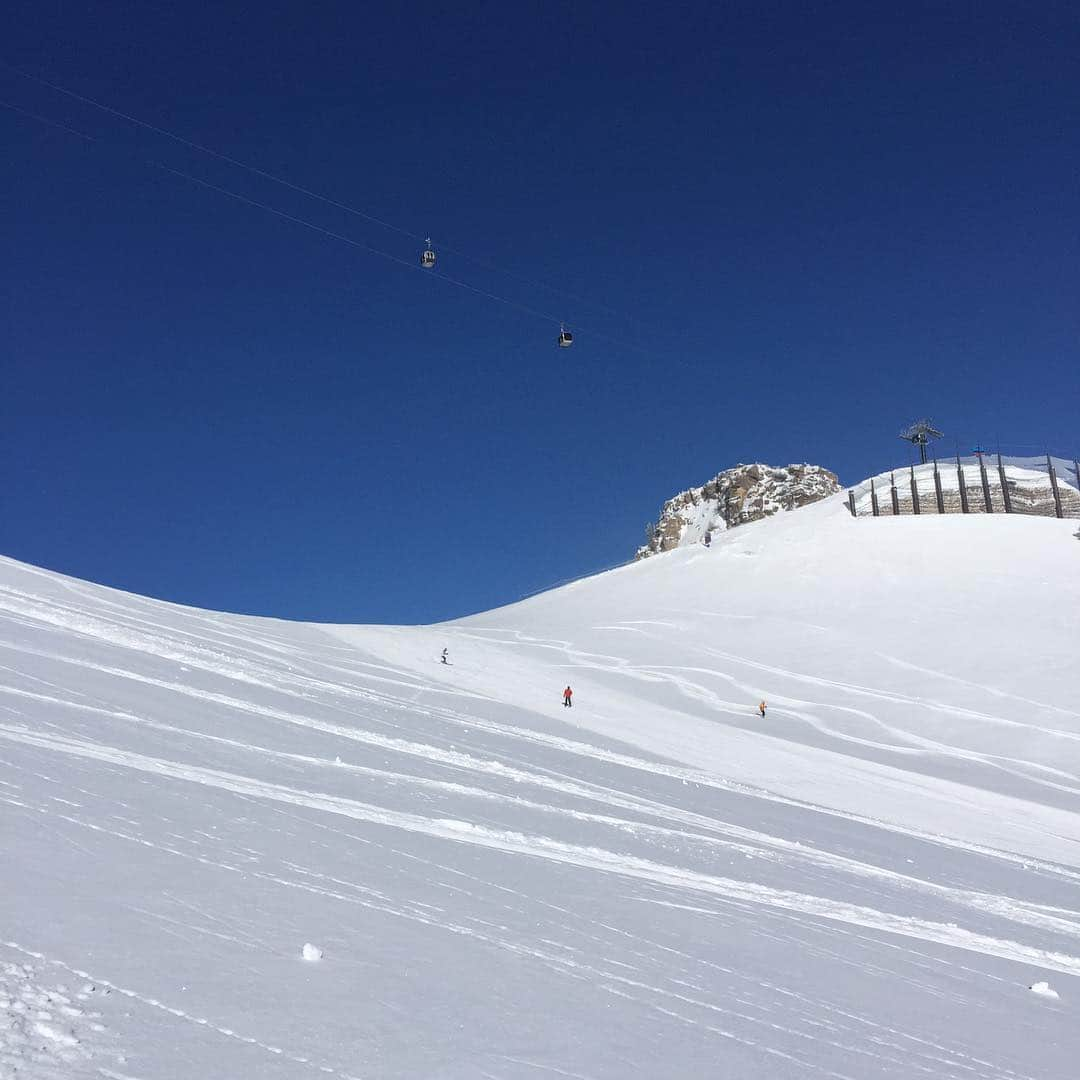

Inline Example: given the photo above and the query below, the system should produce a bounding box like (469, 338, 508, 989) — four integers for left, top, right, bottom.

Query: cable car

(558, 326, 573, 348)
(421, 239, 436, 268)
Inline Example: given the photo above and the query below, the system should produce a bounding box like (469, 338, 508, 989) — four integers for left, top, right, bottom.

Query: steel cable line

(0, 96, 568, 327)
(153, 164, 567, 325)
(1, 89, 660, 356)
(1, 62, 416, 241)
(2, 92, 660, 359)
(0, 98, 96, 143)
(2, 62, 638, 328)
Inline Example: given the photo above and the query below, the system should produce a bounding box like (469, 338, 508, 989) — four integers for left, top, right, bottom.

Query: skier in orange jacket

(563, 686, 573, 708)
(758, 700, 767, 718)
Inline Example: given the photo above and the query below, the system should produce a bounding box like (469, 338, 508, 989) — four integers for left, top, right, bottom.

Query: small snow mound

(439, 819, 477, 833)
(34, 1020, 79, 1046)
(301, 943, 323, 963)
(1029, 981, 1059, 1000)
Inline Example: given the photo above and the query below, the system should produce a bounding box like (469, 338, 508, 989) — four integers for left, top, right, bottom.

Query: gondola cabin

(558, 328, 573, 348)
(421, 242, 436, 269)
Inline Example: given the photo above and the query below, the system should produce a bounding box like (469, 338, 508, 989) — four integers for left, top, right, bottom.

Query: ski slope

(1, 494, 1078, 1079)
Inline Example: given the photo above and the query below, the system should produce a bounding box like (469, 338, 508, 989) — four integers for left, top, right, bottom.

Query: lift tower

(899, 420, 944, 464)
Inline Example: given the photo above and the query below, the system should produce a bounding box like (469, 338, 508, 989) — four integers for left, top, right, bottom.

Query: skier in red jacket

(563, 686, 573, 708)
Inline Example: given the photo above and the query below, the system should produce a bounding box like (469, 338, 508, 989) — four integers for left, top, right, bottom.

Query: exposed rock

(637, 463, 840, 558)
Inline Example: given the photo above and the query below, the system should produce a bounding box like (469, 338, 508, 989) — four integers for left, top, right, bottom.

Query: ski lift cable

(3, 93, 658, 360)
(0, 96, 569, 328)
(1, 62, 416, 242)
(158, 165, 567, 325)
(1, 95, 656, 358)
(2, 62, 640, 330)
(0, 98, 97, 144)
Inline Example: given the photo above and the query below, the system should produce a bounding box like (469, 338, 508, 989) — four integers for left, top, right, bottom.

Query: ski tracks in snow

(2, 566, 1078, 1077)
(3, 722, 1080, 981)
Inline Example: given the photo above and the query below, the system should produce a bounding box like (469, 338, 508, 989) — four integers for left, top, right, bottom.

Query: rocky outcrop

(637, 463, 840, 558)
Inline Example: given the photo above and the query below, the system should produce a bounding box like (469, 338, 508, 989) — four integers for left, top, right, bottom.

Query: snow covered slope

(2, 495, 1079, 1079)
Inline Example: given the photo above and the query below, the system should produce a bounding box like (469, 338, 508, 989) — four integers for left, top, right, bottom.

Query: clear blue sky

(3, 2, 1078, 623)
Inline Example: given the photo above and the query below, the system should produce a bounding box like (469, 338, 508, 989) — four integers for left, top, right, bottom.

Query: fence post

(909, 465, 920, 514)
(957, 454, 970, 514)
(870, 478, 880, 517)
(979, 457, 993, 512)
(1047, 454, 1064, 519)
(847, 490, 857, 517)
(890, 472, 900, 515)
(997, 453, 1013, 513)
(933, 457, 944, 513)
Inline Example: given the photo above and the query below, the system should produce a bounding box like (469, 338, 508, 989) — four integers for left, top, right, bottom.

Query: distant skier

(441, 648, 449, 665)
(563, 686, 573, 708)
(758, 700, 766, 718)
(703, 531, 712, 548)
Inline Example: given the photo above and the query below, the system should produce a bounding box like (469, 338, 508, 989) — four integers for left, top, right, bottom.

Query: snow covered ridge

(637, 462, 840, 557)
(850, 456, 1080, 519)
